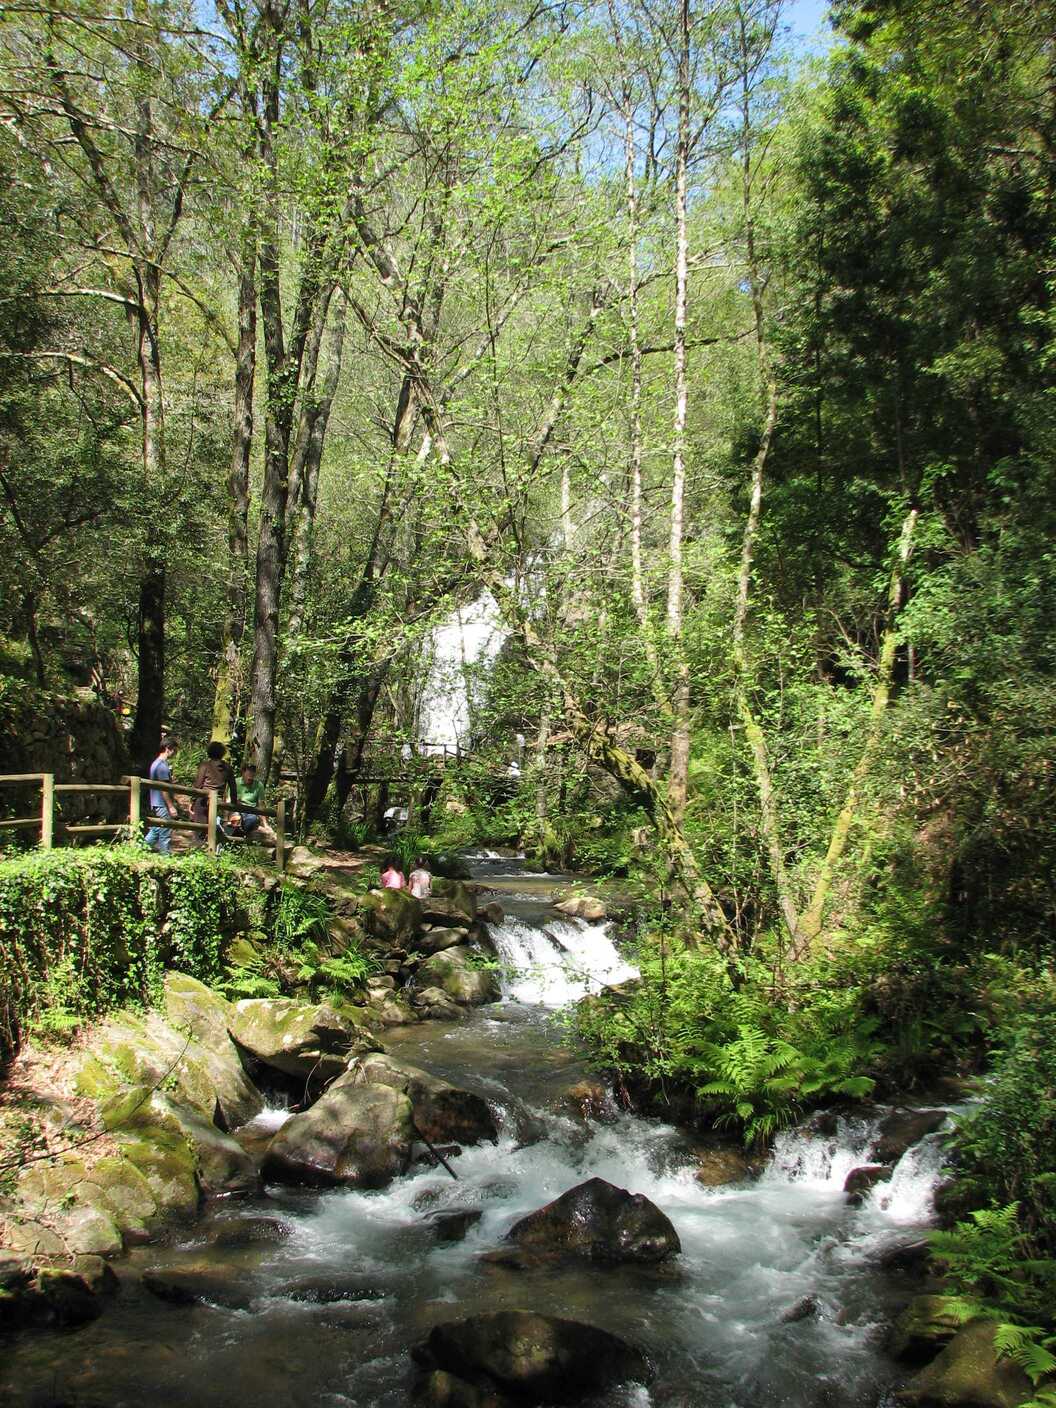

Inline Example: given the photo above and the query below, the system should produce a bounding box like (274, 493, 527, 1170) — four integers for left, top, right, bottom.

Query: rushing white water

(417, 593, 507, 754)
(486, 912, 639, 1004)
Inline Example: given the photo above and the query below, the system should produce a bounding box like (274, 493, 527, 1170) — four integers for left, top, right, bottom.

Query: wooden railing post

(206, 789, 218, 854)
(276, 796, 286, 873)
(40, 773, 54, 850)
(128, 776, 141, 840)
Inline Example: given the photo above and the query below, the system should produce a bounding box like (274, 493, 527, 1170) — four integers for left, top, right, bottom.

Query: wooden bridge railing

(0, 773, 287, 871)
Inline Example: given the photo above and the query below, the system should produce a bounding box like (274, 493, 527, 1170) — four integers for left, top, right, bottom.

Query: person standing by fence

(144, 738, 179, 853)
(192, 741, 237, 842)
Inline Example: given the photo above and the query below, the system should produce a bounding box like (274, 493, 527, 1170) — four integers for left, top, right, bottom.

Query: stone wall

(0, 684, 131, 826)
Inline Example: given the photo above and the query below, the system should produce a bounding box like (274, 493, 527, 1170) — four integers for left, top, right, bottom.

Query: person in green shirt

(235, 762, 264, 837)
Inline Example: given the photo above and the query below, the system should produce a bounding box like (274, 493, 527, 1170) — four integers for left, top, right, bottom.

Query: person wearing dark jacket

(192, 740, 237, 841)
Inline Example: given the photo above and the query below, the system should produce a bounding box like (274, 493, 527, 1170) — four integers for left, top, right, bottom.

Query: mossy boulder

(417, 948, 500, 1006)
(229, 997, 359, 1081)
(13, 1159, 125, 1257)
(77, 991, 262, 1132)
(263, 1081, 413, 1188)
(359, 887, 423, 944)
(0, 1266, 103, 1331)
(348, 1053, 498, 1146)
(102, 1087, 255, 1195)
(896, 1319, 1034, 1408)
(412, 986, 465, 1022)
(890, 1296, 971, 1363)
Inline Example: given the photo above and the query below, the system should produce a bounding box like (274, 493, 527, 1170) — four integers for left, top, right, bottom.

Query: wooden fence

(0, 772, 286, 871)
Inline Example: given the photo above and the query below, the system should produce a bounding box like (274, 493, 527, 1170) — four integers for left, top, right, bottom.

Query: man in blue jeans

(144, 737, 179, 852)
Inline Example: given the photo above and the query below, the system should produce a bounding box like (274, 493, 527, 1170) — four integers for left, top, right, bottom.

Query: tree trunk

(795, 507, 919, 953)
(666, 0, 692, 828)
(130, 268, 166, 772)
(212, 227, 256, 745)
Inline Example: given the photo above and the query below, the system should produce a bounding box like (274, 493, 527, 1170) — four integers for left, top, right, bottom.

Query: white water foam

(487, 914, 638, 1005)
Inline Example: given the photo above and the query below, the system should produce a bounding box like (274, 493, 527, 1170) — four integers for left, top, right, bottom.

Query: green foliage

(0, 847, 245, 1058)
(574, 938, 881, 1144)
(271, 882, 332, 948)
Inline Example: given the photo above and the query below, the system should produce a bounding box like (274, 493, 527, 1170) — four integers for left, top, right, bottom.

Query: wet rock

(417, 948, 500, 1006)
(933, 1179, 978, 1228)
(202, 1215, 293, 1248)
(0, 1266, 103, 1331)
(553, 896, 607, 921)
(428, 1209, 484, 1243)
(873, 1109, 946, 1165)
(71, 1256, 120, 1297)
(781, 1296, 819, 1324)
(481, 902, 505, 926)
(141, 1267, 250, 1309)
(413, 1369, 512, 1408)
(413, 986, 466, 1022)
(345, 1053, 498, 1146)
(879, 1240, 933, 1276)
(504, 1177, 680, 1266)
(416, 1144, 464, 1169)
(693, 1147, 754, 1187)
(262, 1081, 413, 1188)
(896, 1319, 1032, 1408)
(563, 1078, 616, 1122)
(412, 1310, 653, 1402)
(280, 1277, 387, 1304)
(889, 1295, 970, 1363)
(844, 1164, 893, 1205)
(229, 997, 359, 1082)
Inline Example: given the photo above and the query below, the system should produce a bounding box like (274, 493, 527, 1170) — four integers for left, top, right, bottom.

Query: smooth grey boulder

(412, 986, 465, 1022)
(412, 1310, 653, 1403)
(504, 1177, 680, 1266)
(341, 1054, 498, 1146)
(414, 927, 469, 956)
(262, 1081, 413, 1188)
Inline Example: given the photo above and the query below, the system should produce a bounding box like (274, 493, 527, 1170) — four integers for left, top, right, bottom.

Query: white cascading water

(417, 593, 507, 755)
(486, 913, 639, 1004)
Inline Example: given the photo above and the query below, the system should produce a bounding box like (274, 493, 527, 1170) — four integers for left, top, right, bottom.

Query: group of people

(380, 856, 432, 899)
(144, 738, 265, 854)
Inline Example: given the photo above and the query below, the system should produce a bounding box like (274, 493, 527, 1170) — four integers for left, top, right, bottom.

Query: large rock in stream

(229, 997, 366, 1083)
(417, 948, 500, 1006)
(262, 1079, 413, 1187)
(347, 1053, 498, 1146)
(501, 1177, 680, 1266)
(413, 1310, 653, 1404)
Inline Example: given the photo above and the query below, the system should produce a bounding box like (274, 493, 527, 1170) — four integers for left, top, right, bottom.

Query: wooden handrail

(123, 775, 279, 819)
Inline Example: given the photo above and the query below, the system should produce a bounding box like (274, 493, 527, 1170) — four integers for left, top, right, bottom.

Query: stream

(1, 859, 951, 1408)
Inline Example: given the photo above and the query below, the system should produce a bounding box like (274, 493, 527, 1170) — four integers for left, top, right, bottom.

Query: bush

(0, 846, 246, 1060)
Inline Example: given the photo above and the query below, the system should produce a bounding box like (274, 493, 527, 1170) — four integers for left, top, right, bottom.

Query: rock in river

(416, 948, 500, 1006)
(347, 1052, 498, 1146)
(412, 1310, 653, 1403)
(503, 1176, 680, 1266)
(262, 1081, 413, 1188)
(896, 1319, 1033, 1408)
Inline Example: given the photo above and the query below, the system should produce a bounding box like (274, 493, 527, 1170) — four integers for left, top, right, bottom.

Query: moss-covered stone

(890, 1296, 971, 1363)
(896, 1320, 1034, 1408)
(114, 1127, 200, 1219)
(229, 996, 359, 1080)
(416, 948, 500, 1006)
(359, 888, 423, 943)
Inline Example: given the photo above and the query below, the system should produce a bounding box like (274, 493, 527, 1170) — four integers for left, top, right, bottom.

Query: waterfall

(486, 913, 639, 1005)
(417, 593, 507, 755)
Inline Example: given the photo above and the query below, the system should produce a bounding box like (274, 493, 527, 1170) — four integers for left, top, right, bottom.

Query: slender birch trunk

(666, 0, 692, 827)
